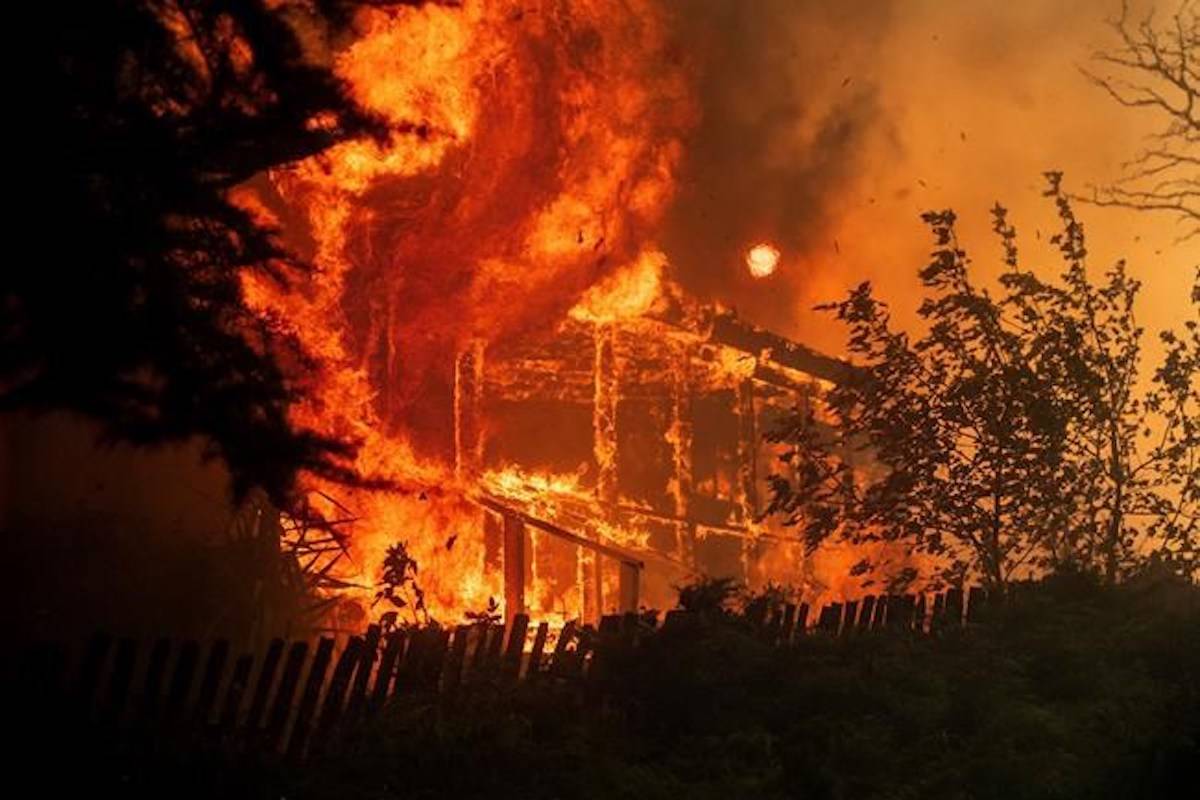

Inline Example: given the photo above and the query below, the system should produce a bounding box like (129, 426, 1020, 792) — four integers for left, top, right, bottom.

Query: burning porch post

(453, 339, 485, 481)
(669, 342, 695, 566)
(593, 323, 619, 504)
(502, 512, 528, 623)
(736, 377, 759, 578)
(619, 560, 640, 613)
(586, 322, 619, 622)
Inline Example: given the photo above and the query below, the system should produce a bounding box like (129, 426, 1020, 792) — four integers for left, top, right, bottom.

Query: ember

(745, 243, 781, 278)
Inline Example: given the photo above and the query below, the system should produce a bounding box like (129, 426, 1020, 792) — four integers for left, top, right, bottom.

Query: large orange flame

(242, 0, 694, 623)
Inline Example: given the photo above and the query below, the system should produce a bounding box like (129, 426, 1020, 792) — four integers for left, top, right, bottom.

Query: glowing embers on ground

(745, 242, 781, 278)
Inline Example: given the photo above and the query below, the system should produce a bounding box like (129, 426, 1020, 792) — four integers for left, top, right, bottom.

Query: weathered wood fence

(12, 587, 992, 760)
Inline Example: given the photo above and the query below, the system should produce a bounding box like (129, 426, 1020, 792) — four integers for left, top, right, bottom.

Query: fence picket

(286, 637, 334, 759)
(369, 631, 404, 711)
(193, 640, 229, 726)
(315, 636, 364, 748)
(527, 621, 549, 678)
(218, 653, 255, 734)
(262, 642, 308, 752)
(345, 625, 380, 722)
(244, 639, 284, 734)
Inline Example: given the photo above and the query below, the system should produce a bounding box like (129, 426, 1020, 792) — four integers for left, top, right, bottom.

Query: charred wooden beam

(618, 560, 640, 614)
(502, 513, 528, 622)
(475, 496, 644, 569)
(669, 341, 696, 565)
(709, 311, 850, 384)
(453, 340, 485, 480)
(580, 547, 602, 625)
(593, 323, 619, 506)
(736, 378, 758, 523)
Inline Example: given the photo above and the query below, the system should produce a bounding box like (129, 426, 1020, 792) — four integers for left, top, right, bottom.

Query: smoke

(661, 0, 1192, 351)
(661, 0, 900, 332)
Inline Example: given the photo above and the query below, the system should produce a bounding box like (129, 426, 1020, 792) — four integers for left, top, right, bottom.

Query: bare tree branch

(1079, 0, 1199, 239)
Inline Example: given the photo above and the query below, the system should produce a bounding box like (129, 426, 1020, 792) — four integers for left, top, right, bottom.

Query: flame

(238, 1, 917, 627)
(241, 0, 693, 623)
(746, 242, 780, 278)
(569, 249, 667, 324)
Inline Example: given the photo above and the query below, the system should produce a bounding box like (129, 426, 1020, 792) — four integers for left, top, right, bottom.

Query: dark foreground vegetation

(25, 572, 1199, 800)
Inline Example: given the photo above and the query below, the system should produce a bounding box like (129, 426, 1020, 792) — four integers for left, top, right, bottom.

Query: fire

(238, 1, 910, 629)
(569, 249, 667, 324)
(746, 243, 780, 278)
(242, 0, 694, 623)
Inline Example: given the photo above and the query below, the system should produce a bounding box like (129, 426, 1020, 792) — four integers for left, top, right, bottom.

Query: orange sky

(665, 0, 1198, 360)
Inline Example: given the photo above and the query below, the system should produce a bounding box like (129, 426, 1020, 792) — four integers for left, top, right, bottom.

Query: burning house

(459, 261, 849, 623)
(234, 0, 903, 627)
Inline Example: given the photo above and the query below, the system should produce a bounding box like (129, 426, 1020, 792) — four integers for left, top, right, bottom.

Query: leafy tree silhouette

(4, 1, 404, 504)
(767, 208, 1070, 590)
(1002, 174, 1199, 581)
(768, 178, 1199, 588)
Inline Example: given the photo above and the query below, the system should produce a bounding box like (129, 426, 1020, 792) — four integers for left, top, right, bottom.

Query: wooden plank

(345, 625, 381, 722)
(369, 631, 404, 711)
(485, 619, 506, 669)
(930, 592, 946, 632)
(396, 629, 429, 693)
(286, 637, 334, 759)
(502, 614, 530, 680)
(467, 623, 492, 680)
(476, 496, 644, 569)
(503, 514, 528, 622)
(594, 323, 619, 507)
(736, 378, 759, 526)
(527, 622, 550, 680)
(262, 641, 308, 752)
(442, 625, 471, 693)
(217, 653, 254, 734)
(818, 603, 843, 634)
(164, 640, 200, 722)
(843, 600, 860, 634)
(913, 595, 928, 635)
(871, 595, 887, 628)
(780, 603, 797, 645)
(882, 594, 897, 628)
(572, 626, 594, 678)
(945, 587, 964, 626)
(591, 616, 621, 684)
(193, 640, 229, 726)
(244, 639, 284, 733)
(858, 596, 877, 631)
(967, 586, 988, 622)
(315, 636, 364, 747)
(421, 629, 450, 692)
(618, 561, 640, 614)
(897, 595, 918, 632)
(549, 621, 577, 676)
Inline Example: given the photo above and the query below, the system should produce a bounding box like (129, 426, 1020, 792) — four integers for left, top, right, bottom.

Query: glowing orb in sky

(745, 243, 780, 278)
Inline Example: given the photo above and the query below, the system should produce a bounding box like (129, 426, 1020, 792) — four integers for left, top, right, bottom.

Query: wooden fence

(12, 587, 992, 760)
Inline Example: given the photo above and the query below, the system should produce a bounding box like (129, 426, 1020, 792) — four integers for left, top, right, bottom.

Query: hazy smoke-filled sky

(663, 0, 1197, 355)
